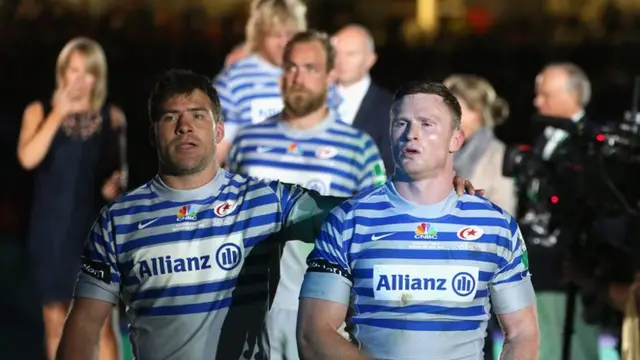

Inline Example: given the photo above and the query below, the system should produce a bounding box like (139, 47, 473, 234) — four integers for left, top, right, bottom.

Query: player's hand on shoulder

(453, 176, 485, 196)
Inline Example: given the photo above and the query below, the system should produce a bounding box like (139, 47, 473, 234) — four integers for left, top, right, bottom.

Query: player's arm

(213, 69, 240, 167)
(490, 217, 539, 360)
(56, 208, 121, 360)
(277, 182, 346, 243)
(297, 209, 369, 360)
(357, 136, 387, 191)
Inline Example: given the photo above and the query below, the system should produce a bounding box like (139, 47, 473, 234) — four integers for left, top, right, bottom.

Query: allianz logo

(375, 272, 475, 295)
(138, 255, 212, 278)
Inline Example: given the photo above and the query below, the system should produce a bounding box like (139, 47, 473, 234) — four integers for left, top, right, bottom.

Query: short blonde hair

(56, 37, 108, 110)
(246, 0, 307, 53)
(444, 74, 509, 128)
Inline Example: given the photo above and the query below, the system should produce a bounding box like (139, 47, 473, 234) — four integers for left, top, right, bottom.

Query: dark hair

(283, 29, 335, 71)
(392, 80, 462, 129)
(148, 69, 222, 123)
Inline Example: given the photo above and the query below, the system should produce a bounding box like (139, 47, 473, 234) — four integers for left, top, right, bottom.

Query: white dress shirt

(336, 75, 371, 125)
(542, 111, 584, 160)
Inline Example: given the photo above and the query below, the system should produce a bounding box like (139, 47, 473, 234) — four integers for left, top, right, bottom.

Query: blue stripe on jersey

(351, 317, 481, 332)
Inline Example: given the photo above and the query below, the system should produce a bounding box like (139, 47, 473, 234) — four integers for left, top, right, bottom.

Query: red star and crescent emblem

(214, 201, 237, 217)
(457, 226, 484, 241)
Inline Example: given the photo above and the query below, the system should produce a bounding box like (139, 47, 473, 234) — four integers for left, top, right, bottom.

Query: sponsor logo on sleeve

(307, 259, 353, 282)
(81, 257, 111, 284)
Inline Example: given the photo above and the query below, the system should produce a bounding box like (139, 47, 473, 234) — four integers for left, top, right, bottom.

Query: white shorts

(266, 308, 299, 360)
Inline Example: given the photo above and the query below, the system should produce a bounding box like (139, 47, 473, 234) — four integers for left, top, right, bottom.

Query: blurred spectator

(445, 74, 516, 214)
(16, 37, 126, 360)
(213, 0, 307, 166)
(332, 24, 394, 173)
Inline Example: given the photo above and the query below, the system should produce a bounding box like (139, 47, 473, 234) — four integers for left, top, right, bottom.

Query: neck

(282, 106, 328, 130)
(392, 168, 455, 205)
(67, 96, 92, 111)
(159, 164, 218, 190)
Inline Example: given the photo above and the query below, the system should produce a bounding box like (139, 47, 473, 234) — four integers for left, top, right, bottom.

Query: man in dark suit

(332, 24, 394, 174)
(524, 62, 599, 360)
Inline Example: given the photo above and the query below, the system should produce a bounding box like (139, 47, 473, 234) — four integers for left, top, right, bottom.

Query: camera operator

(527, 62, 600, 360)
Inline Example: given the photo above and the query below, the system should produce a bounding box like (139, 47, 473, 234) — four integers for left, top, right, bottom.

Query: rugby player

(56, 71, 478, 360)
(214, 0, 307, 165)
(298, 81, 539, 360)
(228, 30, 386, 359)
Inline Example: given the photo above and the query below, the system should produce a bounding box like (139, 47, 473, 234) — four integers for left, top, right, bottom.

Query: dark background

(1, 0, 638, 240)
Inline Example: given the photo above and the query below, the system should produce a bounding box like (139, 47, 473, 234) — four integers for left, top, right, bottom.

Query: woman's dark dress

(27, 101, 119, 303)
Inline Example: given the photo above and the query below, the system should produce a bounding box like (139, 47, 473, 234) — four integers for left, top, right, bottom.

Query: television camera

(502, 78, 640, 360)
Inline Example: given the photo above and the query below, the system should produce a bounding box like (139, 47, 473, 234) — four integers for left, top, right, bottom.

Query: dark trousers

(0, 236, 46, 360)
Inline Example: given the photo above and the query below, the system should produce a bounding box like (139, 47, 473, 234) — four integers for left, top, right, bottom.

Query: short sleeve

(357, 135, 387, 192)
(299, 206, 353, 306)
(74, 207, 121, 304)
(490, 216, 535, 314)
(213, 69, 241, 141)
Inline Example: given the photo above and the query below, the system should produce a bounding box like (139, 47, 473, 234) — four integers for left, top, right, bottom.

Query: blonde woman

(17, 37, 126, 360)
(214, 0, 307, 165)
(445, 74, 516, 215)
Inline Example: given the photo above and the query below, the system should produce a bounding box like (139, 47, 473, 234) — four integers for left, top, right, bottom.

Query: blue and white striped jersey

(300, 181, 534, 360)
(214, 54, 342, 142)
(214, 54, 284, 142)
(74, 169, 334, 360)
(227, 111, 386, 311)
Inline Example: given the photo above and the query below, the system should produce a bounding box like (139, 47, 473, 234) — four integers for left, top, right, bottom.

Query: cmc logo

(306, 179, 327, 194)
(177, 205, 197, 221)
(414, 223, 437, 239)
(452, 272, 476, 297)
(215, 243, 242, 271)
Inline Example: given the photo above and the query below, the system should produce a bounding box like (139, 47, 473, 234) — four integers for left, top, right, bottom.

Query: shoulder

(331, 119, 377, 148)
(332, 183, 387, 219)
(23, 101, 44, 118)
(236, 117, 279, 137)
(96, 181, 157, 226)
(221, 55, 262, 79)
(457, 193, 515, 226)
(108, 105, 126, 130)
(108, 181, 155, 210)
(224, 170, 286, 197)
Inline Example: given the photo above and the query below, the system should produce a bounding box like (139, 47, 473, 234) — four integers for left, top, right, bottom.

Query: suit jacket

(351, 82, 394, 174)
(526, 115, 588, 291)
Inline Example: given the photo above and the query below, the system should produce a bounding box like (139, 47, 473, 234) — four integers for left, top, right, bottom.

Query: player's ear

(148, 124, 156, 149)
(214, 119, 225, 144)
(449, 127, 464, 153)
